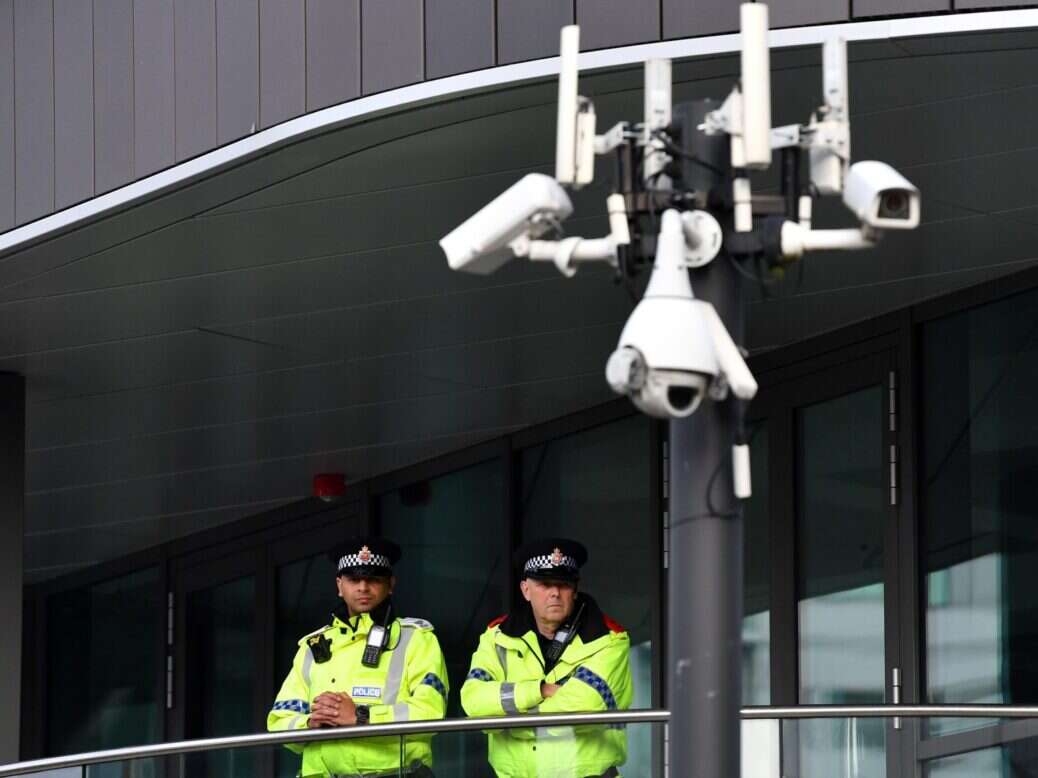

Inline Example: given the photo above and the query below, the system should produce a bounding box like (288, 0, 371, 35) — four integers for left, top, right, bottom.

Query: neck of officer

(341, 596, 392, 624)
(532, 607, 570, 640)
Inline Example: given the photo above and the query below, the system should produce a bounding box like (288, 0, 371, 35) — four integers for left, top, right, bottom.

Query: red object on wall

(313, 473, 347, 501)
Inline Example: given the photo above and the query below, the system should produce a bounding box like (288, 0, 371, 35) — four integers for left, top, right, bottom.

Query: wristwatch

(355, 705, 370, 725)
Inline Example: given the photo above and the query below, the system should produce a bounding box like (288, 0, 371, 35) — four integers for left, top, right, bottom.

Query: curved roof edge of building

(1, 7, 1037, 258)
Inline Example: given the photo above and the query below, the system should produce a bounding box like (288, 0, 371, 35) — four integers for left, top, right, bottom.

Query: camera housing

(439, 174, 574, 274)
(843, 160, 920, 230)
(605, 210, 757, 419)
(606, 300, 719, 418)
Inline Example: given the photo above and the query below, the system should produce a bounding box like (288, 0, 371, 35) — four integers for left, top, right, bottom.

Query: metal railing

(0, 710, 668, 777)
(7, 704, 1038, 777)
(740, 703, 1038, 719)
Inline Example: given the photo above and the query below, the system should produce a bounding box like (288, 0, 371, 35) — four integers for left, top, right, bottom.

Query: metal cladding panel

(768, 0, 848, 27)
(663, 0, 737, 37)
(133, 0, 175, 177)
(954, 0, 1017, 7)
(305, 0, 360, 111)
(361, 0, 423, 94)
(54, 0, 94, 209)
(855, 0, 947, 15)
(259, 0, 305, 127)
(13, 0, 54, 224)
(576, 0, 660, 49)
(216, 0, 259, 143)
(93, 0, 135, 193)
(174, 0, 217, 161)
(497, 0, 573, 64)
(425, 0, 494, 79)
(0, 1, 14, 232)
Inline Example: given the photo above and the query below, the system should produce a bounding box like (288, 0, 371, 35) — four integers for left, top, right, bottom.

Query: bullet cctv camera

(605, 211, 757, 419)
(843, 161, 920, 230)
(439, 174, 574, 274)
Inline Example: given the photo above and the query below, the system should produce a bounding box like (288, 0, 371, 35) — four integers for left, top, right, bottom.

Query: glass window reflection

(743, 424, 770, 706)
(378, 460, 506, 774)
(797, 387, 886, 777)
(923, 288, 1038, 736)
(46, 567, 162, 762)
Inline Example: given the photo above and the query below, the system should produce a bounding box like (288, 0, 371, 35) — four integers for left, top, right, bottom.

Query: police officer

(268, 537, 448, 777)
(461, 538, 632, 778)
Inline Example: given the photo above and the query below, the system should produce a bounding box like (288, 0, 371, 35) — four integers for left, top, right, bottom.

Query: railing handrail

(8, 704, 1038, 776)
(0, 710, 668, 777)
(740, 703, 1038, 719)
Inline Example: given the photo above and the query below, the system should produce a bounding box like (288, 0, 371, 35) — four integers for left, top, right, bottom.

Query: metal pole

(667, 99, 744, 778)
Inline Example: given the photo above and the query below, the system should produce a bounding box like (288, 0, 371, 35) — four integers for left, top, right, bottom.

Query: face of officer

(521, 577, 577, 637)
(337, 574, 395, 616)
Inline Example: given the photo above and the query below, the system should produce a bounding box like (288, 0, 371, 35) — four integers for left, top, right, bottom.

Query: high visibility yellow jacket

(460, 594, 633, 778)
(268, 604, 448, 777)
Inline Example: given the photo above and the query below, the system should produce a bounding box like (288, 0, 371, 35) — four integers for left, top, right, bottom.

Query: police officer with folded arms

(461, 538, 632, 778)
(268, 537, 448, 777)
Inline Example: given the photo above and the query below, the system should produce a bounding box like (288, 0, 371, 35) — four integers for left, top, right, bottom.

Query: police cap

(514, 538, 587, 582)
(336, 537, 401, 578)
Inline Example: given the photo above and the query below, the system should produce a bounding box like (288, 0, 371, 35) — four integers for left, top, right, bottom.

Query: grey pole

(667, 99, 744, 778)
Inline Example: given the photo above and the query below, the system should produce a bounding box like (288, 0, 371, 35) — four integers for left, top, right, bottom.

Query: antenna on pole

(739, 2, 772, 168)
(555, 26, 580, 185)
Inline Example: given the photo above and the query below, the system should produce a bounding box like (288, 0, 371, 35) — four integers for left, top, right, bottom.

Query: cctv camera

(606, 311, 716, 419)
(843, 161, 920, 230)
(605, 210, 757, 419)
(440, 174, 574, 274)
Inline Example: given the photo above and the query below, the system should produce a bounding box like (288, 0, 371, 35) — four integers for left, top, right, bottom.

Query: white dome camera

(843, 160, 920, 230)
(439, 174, 574, 274)
(605, 210, 758, 419)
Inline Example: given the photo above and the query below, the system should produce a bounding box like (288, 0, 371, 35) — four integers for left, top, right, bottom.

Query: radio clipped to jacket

(361, 604, 393, 667)
(544, 600, 586, 672)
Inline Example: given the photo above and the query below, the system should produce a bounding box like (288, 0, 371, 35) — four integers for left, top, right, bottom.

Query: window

(923, 289, 1038, 737)
(46, 568, 162, 759)
(378, 460, 507, 774)
(744, 425, 770, 705)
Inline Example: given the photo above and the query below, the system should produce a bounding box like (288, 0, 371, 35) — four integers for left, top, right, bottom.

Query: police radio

(361, 604, 393, 668)
(544, 600, 586, 672)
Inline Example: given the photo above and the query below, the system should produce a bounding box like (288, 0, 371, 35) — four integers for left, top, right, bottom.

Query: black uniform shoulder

(576, 593, 627, 642)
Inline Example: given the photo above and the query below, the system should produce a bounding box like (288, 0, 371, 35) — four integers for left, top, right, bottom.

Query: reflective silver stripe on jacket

(301, 649, 314, 686)
(495, 643, 508, 676)
(392, 703, 411, 721)
(383, 625, 417, 704)
(286, 714, 306, 730)
(536, 725, 577, 742)
(500, 682, 519, 714)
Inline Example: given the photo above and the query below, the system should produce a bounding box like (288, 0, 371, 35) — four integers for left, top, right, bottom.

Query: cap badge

(359, 545, 372, 562)
(551, 547, 564, 565)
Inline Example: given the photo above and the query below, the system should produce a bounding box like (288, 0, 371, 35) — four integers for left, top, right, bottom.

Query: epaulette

(603, 614, 627, 634)
(399, 617, 434, 630)
(297, 624, 332, 646)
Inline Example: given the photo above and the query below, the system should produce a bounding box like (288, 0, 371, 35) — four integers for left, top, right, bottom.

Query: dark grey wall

(7, 0, 1032, 233)
(4, 30, 1038, 583)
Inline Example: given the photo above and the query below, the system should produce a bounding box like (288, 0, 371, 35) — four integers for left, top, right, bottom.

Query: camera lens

(878, 190, 910, 220)
(668, 386, 698, 411)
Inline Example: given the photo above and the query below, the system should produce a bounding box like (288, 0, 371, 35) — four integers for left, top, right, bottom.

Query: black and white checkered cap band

(338, 552, 392, 571)
(524, 553, 578, 573)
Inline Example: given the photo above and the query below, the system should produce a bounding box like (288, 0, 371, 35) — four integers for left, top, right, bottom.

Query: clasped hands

(307, 691, 358, 728)
(308, 682, 559, 728)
